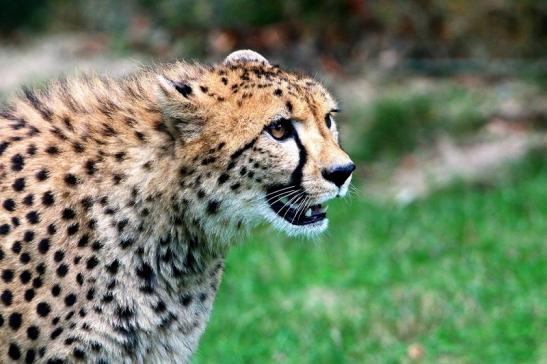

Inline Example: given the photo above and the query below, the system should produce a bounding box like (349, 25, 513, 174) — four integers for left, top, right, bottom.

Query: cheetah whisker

(292, 196, 310, 225)
(280, 192, 305, 222)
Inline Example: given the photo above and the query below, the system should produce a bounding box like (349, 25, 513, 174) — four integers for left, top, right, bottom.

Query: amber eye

(267, 119, 293, 140)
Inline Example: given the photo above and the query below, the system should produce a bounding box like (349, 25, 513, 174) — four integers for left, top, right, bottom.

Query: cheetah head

(156, 50, 354, 238)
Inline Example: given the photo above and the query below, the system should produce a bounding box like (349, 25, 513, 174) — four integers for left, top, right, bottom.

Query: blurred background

(1, 0, 546, 362)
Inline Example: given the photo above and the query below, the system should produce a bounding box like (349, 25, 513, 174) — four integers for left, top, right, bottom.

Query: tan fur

(0, 51, 353, 363)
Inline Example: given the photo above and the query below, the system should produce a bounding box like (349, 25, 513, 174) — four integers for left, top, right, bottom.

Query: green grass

(194, 152, 547, 364)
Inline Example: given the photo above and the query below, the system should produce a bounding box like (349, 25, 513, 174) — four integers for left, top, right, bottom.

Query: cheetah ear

(156, 75, 204, 140)
(157, 75, 193, 99)
(223, 49, 270, 65)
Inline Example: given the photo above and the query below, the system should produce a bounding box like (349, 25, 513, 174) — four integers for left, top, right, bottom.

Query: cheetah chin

(264, 202, 329, 237)
(258, 187, 330, 237)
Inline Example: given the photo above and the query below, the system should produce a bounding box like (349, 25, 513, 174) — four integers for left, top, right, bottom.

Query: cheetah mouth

(267, 196, 326, 226)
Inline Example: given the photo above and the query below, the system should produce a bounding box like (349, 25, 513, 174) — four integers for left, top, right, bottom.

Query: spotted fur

(0, 50, 353, 363)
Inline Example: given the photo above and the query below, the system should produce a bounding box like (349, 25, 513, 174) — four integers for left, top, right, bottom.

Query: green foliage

(0, 0, 48, 34)
(138, 0, 286, 30)
(346, 85, 485, 161)
(358, 93, 435, 160)
(3, 0, 546, 60)
(195, 151, 547, 363)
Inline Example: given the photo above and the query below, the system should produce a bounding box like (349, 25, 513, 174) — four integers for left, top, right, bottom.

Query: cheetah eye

(266, 119, 293, 140)
(325, 114, 333, 129)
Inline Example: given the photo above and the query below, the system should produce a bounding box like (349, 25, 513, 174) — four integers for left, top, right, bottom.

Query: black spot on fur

(26, 211, 40, 224)
(2, 269, 14, 283)
(73, 348, 85, 360)
(11, 153, 24, 171)
(24, 289, 35, 302)
(36, 169, 49, 181)
(36, 263, 46, 275)
(50, 327, 63, 339)
(46, 146, 60, 155)
(116, 219, 128, 232)
(119, 239, 134, 249)
(0, 224, 10, 235)
(56, 264, 69, 277)
(64, 294, 77, 307)
(201, 156, 216, 165)
(8, 312, 22, 331)
(218, 173, 229, 184)
(27, 326, 40, 340)
(11, 241, 21, 254)
(3, 199, 15, 211)
(86, 256, 99, 270)
(13, 177, 26, 192)
(23, 193, 34, 206)
(286, 100, 293, 113)
(230, 137, 257, 162)
(62, 208, 76, 220)
(1, 289, 13, 305)
(26, 349, 36, 362)
(114, 152, 126, 161)
(106, 260, 119, 275)
(19, 270, 31, 284)
(207, 200, 220, 214)
(81, 197, 93, 210)
(8, 343, 21, 360)
(36, 302, 51, 317)
(86, 288, 95, 300)
(23, 230, 34, 242)
(180, 295, 193, 306)
(67, 223, 79, 236)
(64, 174, 78, 186)
(112, 174, 124, 185)
(0, 141, 9, 156)
(20, 253, 31, 264)
(51, 285, 61, 296)
(136, 263, 154, 283)
(27, 144, 37, 155)
(76, 273, 84, 285)
(85, 160, 96, 175)
(134, 131, 146, 142)
(42, 191, 55, 206)
(38, 239, 50, 254)
(77, 234, 89, 248)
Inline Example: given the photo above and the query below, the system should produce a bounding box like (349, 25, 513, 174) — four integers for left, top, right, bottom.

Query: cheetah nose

(321, 163, 356, 188)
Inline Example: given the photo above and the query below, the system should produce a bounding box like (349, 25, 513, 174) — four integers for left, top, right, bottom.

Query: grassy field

(0, 33, 544, 363)
(195, 152, 546, 364)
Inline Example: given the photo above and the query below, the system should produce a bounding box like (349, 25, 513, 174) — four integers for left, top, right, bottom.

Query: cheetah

(0, 50, 355, 363)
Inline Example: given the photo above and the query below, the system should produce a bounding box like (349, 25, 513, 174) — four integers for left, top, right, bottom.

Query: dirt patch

(365, 125, 547, 203)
